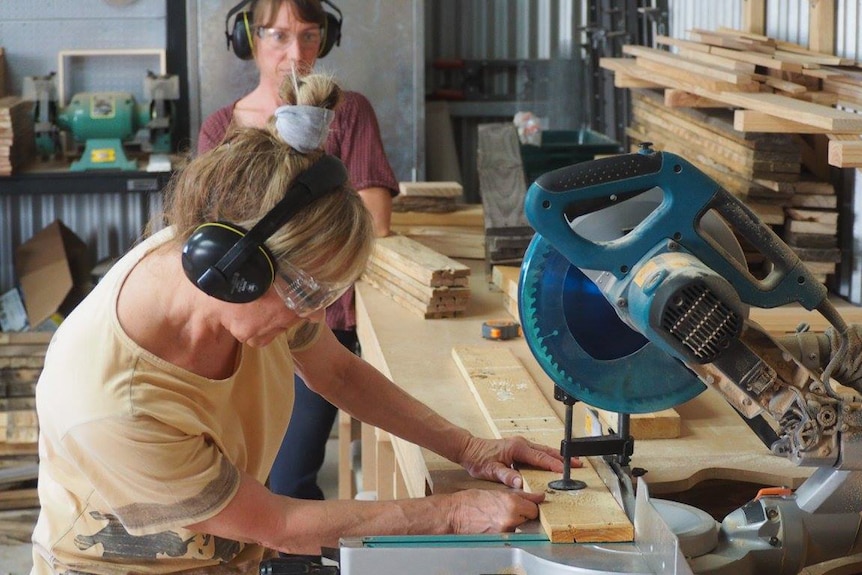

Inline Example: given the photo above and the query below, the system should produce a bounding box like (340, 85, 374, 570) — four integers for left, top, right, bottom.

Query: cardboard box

(13, 220, 92, 331)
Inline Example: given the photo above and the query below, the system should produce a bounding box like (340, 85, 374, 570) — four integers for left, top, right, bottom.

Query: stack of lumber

(393, 181, 463, 213)
(362, 234, 471, 319)
(390, 204, 485, 260)
(629, 88, 802, 199)
(601, 28, 862, 166)
(600, 28, 862, 283)
(0, 332, 47, 511)
(0, 96, 35, 176)
(628, 90, 839, 281)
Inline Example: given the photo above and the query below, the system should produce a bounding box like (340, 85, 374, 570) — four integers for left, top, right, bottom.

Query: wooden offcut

(451, 345, 633, 543)
(589, 408, 681, 440)
(828, 138, 862, 168)
(394, 182, 464, 213)
(362, 235, 471, 319)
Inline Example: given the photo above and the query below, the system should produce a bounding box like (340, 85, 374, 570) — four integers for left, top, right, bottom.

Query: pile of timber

(628, 89, 839, 281)
(0, 96, 35, 176)
(390, 204, 485, 260)
(601, 28, 862, 283)
(393, 181, 463, 213)
(362, 234, 471, 319)
(602, 28, 862, 140)
(0, 332, 47, 511)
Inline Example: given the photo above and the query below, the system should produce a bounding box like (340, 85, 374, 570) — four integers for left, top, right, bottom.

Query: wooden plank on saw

(589, 408, 681, 440)
(451, 345, 633, 543)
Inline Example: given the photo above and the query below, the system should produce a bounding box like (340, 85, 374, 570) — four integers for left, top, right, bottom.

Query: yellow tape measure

(481, 319, 522, 341)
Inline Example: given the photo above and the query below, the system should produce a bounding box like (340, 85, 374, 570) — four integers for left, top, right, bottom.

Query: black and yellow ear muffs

(182, 154, 348, 303)
(225, 0, 343, 61)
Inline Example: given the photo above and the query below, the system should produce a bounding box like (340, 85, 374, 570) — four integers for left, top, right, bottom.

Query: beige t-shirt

(31, 228, 321, 574)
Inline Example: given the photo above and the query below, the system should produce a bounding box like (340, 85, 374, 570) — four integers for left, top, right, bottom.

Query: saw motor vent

(661, 282, 742, 364)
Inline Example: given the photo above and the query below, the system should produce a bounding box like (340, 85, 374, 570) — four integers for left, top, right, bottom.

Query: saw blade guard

(524, 149, 827, 311)
(519, 234, 707, 413)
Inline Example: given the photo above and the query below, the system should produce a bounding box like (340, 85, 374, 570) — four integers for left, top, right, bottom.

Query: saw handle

(525, 150, 827, 311)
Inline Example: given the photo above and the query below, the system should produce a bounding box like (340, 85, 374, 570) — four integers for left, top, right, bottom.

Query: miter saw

(328, 146, 862, 574)
(22, 71, 178, 171)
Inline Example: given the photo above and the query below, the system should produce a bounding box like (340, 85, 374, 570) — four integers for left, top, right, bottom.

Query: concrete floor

(0, 438, 342, 574)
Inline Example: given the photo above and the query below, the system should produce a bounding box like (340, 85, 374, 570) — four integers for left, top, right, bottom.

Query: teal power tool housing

(519, 145, 830, 415)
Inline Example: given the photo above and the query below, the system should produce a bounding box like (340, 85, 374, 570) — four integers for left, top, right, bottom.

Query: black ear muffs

(182, 155, 349, 304)
(318, 0, 343, 58)
(225, 1, 256, 60)
(182, 222, 276, 303)
(226, 0, 343, 61)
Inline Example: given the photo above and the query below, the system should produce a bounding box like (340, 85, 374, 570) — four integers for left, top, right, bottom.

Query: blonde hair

(161, 73, 373, 287)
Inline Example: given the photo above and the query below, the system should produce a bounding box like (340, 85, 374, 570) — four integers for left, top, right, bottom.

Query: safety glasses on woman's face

(255, 26, 322, 51)
(272, 261, 350, 316)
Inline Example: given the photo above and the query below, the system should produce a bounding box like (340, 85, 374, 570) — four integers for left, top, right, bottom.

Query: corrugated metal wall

(0, 191, 163, 286)
(666, 0, 810, 46)
(667, 0, 744, 41)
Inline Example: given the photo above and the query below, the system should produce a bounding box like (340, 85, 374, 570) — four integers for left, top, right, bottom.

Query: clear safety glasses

(255, 26, 322, 51)
(273, 261, 350, 316)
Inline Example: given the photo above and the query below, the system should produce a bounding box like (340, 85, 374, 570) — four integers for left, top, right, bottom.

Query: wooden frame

(56, 48, 167, 107)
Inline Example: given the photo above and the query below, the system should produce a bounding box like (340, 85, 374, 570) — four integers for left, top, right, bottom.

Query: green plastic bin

(520, 129, 622, 185)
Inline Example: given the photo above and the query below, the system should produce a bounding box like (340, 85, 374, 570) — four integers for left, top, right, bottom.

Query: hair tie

(274, 105, 335, 153)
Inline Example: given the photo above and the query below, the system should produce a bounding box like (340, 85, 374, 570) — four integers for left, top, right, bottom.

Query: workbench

(345, 258, 814, 519)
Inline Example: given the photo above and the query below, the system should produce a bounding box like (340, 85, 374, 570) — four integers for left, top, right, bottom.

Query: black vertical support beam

(166, 0, 191, 154)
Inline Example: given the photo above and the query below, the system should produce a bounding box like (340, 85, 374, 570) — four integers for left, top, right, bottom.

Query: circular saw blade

(519, 234, 706, 413)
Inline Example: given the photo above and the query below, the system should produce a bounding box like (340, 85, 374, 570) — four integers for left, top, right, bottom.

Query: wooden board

(391, 226, 485, 260)
(589, 408, 681, 440)
(391, 204, 484, 228)
(398, 181, 463, 198)
(451, 345, 633, 543)
(476, 123, 530, 230)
